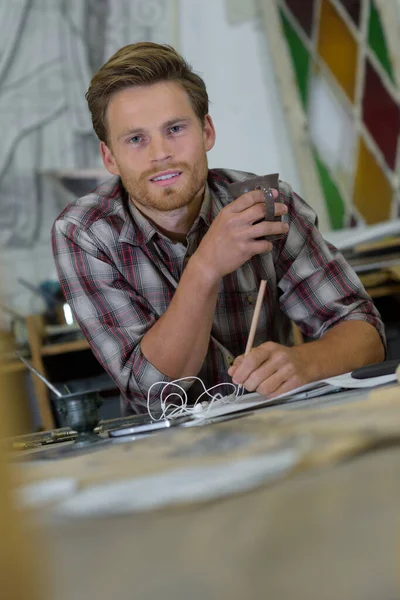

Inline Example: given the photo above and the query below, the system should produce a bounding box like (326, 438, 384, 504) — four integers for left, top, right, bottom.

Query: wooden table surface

(17, 384, 400, 599)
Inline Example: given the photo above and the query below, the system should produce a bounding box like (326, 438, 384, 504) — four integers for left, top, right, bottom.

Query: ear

(100, 141, 120, 176)
(203, 114, 216, 152)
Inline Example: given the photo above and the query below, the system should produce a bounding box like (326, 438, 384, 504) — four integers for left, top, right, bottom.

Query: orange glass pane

(353, 137, 393, 224)
(317, 0, 358, 102)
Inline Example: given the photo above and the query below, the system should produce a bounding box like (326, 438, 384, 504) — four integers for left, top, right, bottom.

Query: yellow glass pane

(353, 138, 392, 224)
(317, 0, 358, 102)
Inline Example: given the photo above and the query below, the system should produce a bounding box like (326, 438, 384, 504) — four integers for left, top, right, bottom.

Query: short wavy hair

(86, 42, 209, 143)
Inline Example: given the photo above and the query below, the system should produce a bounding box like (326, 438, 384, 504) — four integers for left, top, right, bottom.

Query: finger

(249, 220, 289, 240)
(262, 188, 279, 200)
(230, 187, 281, 210)
(239, 350, 288, 391)
(227, 364, 238, 377)
(230, 189, 266, 213)
(245, 239, 274, 256)
(231, 344, 274, 385)
(274, 202, 288, 217)
(233, 355, 244, 367)
(243, 202, 267, 225)
(256, 367, 292, 397)
(241, 363, 279, 392)
(243, 201, 287, 225)
(228, 355, 245, 378)
(266, 376, 302, 399)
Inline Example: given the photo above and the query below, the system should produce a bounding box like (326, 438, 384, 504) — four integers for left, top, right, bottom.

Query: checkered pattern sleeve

(274, 182, 386, 348)
(51, 217, 187, 412)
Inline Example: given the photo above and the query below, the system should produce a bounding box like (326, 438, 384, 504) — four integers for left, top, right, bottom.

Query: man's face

(100, 81, 215, 213)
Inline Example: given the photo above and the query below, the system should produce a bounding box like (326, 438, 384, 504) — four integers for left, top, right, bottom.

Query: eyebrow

(118, 117, 192, 140)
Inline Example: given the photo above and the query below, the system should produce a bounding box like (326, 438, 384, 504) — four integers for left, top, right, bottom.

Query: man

(52, 42, 385, 414)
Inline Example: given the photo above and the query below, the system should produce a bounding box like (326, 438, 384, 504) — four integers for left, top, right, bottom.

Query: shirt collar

(127, 200, 158, 245)
(184, 182, 213, 237)
(197, 182, 213, 228)
(117, 185, 159, 247)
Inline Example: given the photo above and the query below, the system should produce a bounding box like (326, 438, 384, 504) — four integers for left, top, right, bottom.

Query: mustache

(142, 162, 190, 181)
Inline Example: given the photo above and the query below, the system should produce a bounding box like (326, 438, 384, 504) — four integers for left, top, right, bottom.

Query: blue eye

(169, 125, 183, 134)
(129, 135, 142, 144)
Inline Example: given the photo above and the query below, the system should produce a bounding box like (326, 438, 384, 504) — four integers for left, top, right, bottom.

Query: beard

(119, 155, 209, 213)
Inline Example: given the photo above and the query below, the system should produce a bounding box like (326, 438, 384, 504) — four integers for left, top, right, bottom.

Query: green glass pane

(368, 1, 395, 84)
(313, 152, 345, 230)
(280, 9, 310, 107)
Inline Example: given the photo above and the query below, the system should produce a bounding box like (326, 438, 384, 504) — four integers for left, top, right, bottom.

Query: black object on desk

(351, 359, 400, 379)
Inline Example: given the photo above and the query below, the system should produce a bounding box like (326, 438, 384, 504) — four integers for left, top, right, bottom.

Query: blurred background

(1, 0, 400, 435)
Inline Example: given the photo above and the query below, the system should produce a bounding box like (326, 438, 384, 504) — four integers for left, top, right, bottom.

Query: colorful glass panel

(349, 213, 360, 228)
(283, 0, 315, 38)
(278, 0, 398, 230)
(337, 0, 361, 26)
(368, 0, 395, 84)
(313, 152, 345, 230)
(308, 70, 355, 193)
(279, 9, 310, 107)
(362, 59, 400, 170)
(318, 0, 358, 102)
(353, 137, 392, 224)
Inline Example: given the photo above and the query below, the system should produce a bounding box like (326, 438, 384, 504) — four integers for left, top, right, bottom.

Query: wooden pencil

(244, 279, 267, 356)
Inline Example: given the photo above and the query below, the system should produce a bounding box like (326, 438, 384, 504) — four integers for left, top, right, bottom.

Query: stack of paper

(195, 371, 398, 420)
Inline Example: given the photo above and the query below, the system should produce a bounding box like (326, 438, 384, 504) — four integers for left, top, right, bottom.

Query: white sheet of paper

(322, 372, 397, 389)
(196, 371, 397, 419)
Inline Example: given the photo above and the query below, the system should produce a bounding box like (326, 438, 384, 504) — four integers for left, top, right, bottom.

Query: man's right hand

(192, 188, 289, 281)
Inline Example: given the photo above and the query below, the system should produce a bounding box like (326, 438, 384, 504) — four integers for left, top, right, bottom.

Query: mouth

(149, 170, 182, 187)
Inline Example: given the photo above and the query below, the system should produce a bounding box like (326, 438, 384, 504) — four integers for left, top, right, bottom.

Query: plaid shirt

(52, 168, 385, 413)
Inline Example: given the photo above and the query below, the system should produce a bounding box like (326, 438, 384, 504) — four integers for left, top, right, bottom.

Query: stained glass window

(338, 0, 361, 26)
(362, 59, 400, 170)
(279, 0, 398, 228)
(318, 0, 358, 103)
(280, 10, 310, 107)
(284, 0, 315, 37)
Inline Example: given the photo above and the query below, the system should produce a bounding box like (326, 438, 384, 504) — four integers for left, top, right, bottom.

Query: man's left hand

(227, 342, 310, 397)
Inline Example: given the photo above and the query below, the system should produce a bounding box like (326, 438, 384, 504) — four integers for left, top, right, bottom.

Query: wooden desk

(15, 384, 400, 599)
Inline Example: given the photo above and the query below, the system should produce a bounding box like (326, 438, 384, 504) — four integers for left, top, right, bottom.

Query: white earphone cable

(146, 376, 244, 421)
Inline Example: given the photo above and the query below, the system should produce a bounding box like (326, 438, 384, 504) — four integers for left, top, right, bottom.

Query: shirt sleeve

(274, 182, 386, 350)
(51, 218, 191, 413)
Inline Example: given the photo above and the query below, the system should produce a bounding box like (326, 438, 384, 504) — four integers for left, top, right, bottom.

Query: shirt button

(247, 296, 256, 304)
(226, 355, 235, 366)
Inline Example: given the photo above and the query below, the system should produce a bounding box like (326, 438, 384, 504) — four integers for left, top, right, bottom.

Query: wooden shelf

(41, 338, 89, 356)
(25, 315, 93, 430)
(366, 284, 400, 299)
(0, 361, 28, 374)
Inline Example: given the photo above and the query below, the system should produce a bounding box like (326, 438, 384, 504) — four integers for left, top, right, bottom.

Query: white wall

(0, 0, 301, 320)
(0, 0, 178, 319)
(179, 0, 300, 189)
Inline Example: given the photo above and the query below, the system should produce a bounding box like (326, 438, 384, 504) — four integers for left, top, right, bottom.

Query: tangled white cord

(146, 376, 244, 421)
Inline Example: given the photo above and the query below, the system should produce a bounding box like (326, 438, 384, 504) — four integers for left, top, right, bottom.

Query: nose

(149, 134, 172, 163)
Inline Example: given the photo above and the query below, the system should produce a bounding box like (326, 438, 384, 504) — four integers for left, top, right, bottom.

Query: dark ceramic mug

(227, 173, 283, 241)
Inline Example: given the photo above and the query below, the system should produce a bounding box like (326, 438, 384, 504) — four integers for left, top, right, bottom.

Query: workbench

(14, 382, 400, 599)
